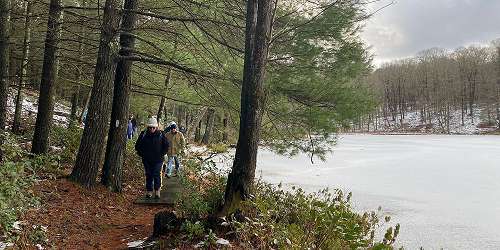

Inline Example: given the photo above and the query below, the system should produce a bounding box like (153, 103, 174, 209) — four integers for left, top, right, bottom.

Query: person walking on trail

(165, 122, 186, 178)
(127, 118, 134, 140)
(164, 121, 175, 133)
(130, 115, 138, 137)
(135, 117, 169, 199)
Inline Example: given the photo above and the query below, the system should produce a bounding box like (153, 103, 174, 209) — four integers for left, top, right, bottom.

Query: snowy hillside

(5, 89, 71, 127)
(356, 108, 498, 135)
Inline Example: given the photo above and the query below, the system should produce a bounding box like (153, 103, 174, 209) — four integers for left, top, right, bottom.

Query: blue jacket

(127, 121, 134, 138)
(135, 130, 169, 163)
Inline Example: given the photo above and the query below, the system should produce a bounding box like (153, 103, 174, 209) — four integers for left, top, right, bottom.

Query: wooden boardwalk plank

(134, 175, 183, 205)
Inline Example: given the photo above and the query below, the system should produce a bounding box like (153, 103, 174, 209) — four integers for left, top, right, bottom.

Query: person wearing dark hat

(135, 117, 169, 199)
(130, 115, 138, 137)
(164, 122, 185, 177)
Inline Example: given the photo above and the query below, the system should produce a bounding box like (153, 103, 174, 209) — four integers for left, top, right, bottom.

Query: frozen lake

(223, 135, 500, 249)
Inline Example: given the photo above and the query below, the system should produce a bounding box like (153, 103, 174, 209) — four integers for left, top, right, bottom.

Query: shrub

(50, 125, 83, 164)
(227, 182, 399, 249)
(181, 220, 205, 240)
(173, 149, 400, 249)
(0, 133, 38, 238)
(176, 159, 226, 221)
(176, 161, 226, 220)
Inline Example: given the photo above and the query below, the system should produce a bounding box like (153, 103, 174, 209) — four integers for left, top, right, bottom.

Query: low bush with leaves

(181, 220, 205, 240)
(176, 159, 226, 221)
(0, 132, 38, 239)
(230, 182, 400, 249)
(174, 153, 400, 249)
(0, 131, 66, 241)
(50, 125, 83, 164)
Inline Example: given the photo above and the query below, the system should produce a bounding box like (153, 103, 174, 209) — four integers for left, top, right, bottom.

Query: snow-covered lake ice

(217, 134, 500, 249)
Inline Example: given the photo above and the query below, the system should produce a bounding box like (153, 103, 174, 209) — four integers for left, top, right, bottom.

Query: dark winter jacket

(135, 130, 169, 163)
(131, 118, 137, 129)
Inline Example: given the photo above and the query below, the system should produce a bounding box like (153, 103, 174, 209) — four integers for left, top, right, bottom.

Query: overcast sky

(361, 0, 500, 65)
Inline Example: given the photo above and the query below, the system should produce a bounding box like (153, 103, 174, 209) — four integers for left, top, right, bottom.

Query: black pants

(143, 160, 162, 191)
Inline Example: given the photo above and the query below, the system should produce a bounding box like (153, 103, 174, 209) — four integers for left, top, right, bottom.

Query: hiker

(164, 121, 175, 133)
(127, 118, 134, 140)
(130, 115, 138, 137)
(135, 117, 169, 199)
(164, 122, 186, 177)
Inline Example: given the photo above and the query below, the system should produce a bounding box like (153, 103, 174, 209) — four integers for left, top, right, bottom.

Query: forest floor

(18, 168, 166, 249)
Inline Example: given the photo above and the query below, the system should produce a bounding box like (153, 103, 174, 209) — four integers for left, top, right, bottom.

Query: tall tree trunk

(31, 0, 62, 154)
(202, 108, 215, 144)
(12, 0, 32, 134)
(71, 0, 122, 187)
(222, 112, 228, 142)
(0, 0, 10, 161)
(194, 119, 202, 143)
(185, 109, 190, 131)
(156, 67, 171, 123)
(0, 0, 9, 129)
(497, 47, 500, 129)
(177, 106, 183, 127)
(69, 11, 87, 128)
(79, 89, 91, 122)
(222, 0, 272, 215)
(101, 0, 138, 192)
(69, 85, 80, 127)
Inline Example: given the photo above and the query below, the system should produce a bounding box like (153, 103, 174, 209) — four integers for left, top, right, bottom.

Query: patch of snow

(194, 241, 205, 248)
(35, 243, 44, 250)
(126, 240, 144, 248)
(0, 242, 14, 250)
(5, 88, 71, 126)
(54, 103, 71, 115)
(32, 225, 47, 232)
(187, 145, 208, 154)
(216, 238, 231, 246)
(12, 221, 23, 231)
(50, 146, 63, 151)
(126, 239, 155, 248)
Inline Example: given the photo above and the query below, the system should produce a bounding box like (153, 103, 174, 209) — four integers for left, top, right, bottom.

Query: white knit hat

(147, 117, 158, 127)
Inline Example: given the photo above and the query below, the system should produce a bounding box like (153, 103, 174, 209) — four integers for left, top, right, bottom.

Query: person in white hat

(134, 117, 169, 199)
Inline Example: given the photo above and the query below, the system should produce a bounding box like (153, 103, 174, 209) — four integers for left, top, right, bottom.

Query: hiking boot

(154, 190, 161, 199)
(146, 191, 153, 199)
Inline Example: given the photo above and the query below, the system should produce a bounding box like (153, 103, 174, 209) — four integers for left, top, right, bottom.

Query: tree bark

(101, 0, 138, 192)
(31, 0, 62, 154)
(497, 46, 500, 129)
(69, 85, 80, 127)
(0, 0, 10, 161)
(0, 0, 9, 128)
(69, 8, 87, 128)
(79, 89, 91, 122)
(222, 0, 272, 215)
(12, 0, 32, 134)
(202, 108, 215, 144)
(186, 107, 207, 141)
(156, 67, 171, 123)
(194, 119, 202, 143)
(222, 113, 228, 142)
(71, 0, 122, 187)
